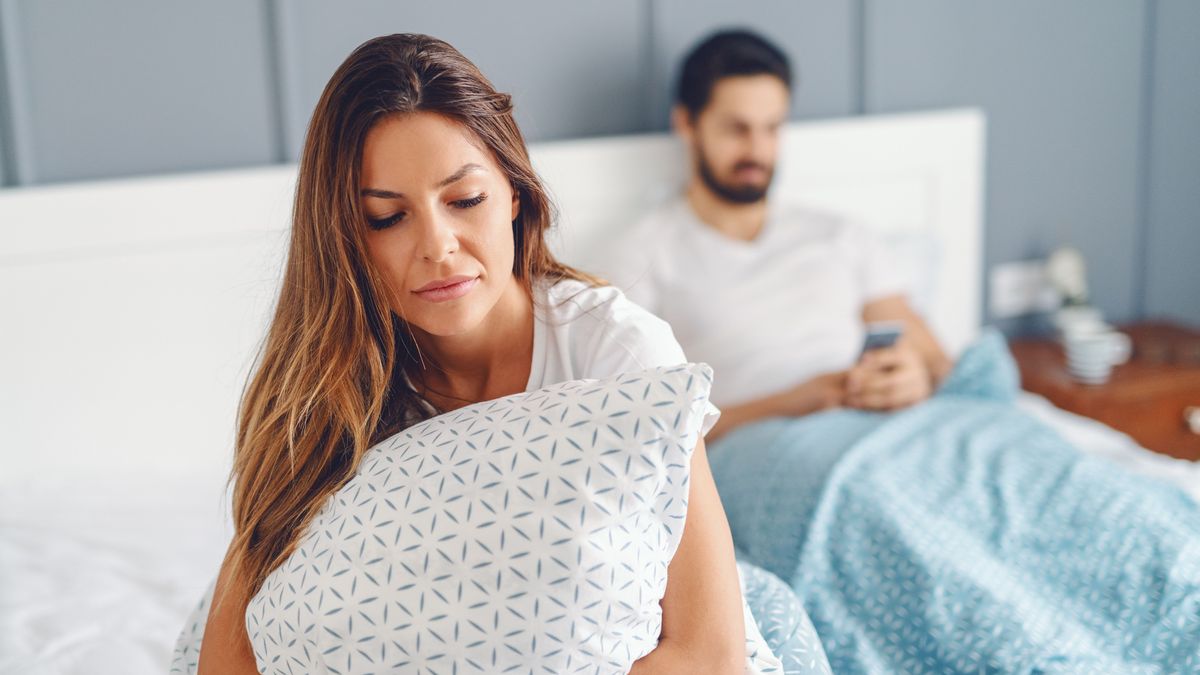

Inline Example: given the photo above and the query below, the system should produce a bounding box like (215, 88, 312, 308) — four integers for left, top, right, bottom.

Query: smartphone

(860, 321, 904, 357)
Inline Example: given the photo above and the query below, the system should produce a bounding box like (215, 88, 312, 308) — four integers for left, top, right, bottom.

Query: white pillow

(206, 363, 779, 673)
(880, 229, 940, 321)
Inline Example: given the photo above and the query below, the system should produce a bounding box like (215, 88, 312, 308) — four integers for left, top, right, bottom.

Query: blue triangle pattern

(170, 364, 790, 673)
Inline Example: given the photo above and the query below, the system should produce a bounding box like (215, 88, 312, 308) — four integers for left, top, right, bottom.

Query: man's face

(678, 74, 790, 204)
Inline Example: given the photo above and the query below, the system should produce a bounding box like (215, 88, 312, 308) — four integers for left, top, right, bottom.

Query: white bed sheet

(1, 401, 1195, 675)
(1016, 392, 1200, 502)
(1, 476, 232, 675)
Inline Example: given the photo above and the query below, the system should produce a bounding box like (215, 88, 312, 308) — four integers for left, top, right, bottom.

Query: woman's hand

(628, 636, 743, 675)
(845, 341, 934, 411)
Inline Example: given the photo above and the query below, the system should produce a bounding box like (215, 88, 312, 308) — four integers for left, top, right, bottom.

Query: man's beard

(695, 143, 773, 205)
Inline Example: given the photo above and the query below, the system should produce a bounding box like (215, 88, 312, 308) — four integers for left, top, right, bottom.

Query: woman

(197, 34, 746, 674)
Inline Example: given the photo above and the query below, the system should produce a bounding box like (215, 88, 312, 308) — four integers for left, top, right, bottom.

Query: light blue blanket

(710, 331, 1200, 673)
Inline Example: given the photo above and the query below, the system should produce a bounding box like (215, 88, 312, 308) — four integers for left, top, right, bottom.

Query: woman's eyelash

(366, 194, 487, 231)
(367, 213, 405, 230)
(453, 193, 487, 208)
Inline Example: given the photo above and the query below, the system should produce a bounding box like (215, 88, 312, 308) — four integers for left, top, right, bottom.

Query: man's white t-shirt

(602, 198, 906, 409)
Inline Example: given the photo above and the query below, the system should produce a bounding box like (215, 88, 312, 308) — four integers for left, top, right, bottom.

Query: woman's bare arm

(197, 544, 260, 675)
(628, 436, 746, 675)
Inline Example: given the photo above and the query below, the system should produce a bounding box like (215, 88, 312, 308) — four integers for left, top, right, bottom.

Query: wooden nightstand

(1008, 321, 1200, 461)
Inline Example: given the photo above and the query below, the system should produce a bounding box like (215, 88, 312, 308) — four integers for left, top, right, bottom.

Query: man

(604, 30, 951, 441)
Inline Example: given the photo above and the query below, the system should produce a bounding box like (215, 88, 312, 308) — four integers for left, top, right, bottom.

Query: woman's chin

(409, 310, 485, 339)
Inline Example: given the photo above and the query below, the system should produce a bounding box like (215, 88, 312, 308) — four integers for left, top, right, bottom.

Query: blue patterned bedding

(739, 561, 833, 675)
(710, 332, 1200, 673)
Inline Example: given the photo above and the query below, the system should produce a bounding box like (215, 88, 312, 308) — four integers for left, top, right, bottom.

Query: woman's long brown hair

(223, 33, 595, 619)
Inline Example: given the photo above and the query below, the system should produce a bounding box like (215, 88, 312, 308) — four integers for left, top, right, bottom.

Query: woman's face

(360, 112, 521, 338)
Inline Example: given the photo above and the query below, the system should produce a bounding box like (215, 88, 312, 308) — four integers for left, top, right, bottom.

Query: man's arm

(704, 371, 846, 443)
(861, 294, 952, 385)
(706, 296, 950, 440)
(628, 436, 746, 675)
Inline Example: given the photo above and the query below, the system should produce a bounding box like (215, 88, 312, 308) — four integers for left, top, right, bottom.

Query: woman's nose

(417, 214, 458, 262)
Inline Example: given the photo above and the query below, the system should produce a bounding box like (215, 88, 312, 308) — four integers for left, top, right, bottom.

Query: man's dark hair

(675, 29, 792, 118)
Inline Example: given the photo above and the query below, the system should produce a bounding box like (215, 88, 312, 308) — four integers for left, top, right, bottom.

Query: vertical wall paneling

(649, 0, 857, 127)
(0, 0, 9, 186)
(640, 0, 659, 132)
(15, 0, 278, 183)
(266, 0, 306, 162)
(864, 0, 1146, 325)
(1144, 0, 1200, 324)
(1132, 0, 1156, 322)
(0, 0, 34, 185)
(280, 0, 648, 157)
(852, 0, 866, 115)
(260, 0, 290, 164)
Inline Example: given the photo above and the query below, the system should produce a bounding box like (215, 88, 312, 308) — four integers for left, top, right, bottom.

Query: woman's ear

(510, 185, 520, 221)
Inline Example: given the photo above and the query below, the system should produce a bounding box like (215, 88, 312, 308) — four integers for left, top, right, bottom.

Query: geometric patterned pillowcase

(229, 363, 773, 673)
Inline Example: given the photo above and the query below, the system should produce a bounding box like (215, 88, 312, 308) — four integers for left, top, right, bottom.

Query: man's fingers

(846, 365, 870, 393)
(860, 346, 906, 369)
(849, 378, 897, 409)
(849, 369, 928, 410)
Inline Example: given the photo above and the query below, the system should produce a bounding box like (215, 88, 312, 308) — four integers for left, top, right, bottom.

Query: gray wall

(0, 0, 1195, 328)
(1144, 0, 1200, 325)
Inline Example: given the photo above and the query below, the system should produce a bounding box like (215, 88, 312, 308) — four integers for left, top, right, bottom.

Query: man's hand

(845, 341, 934, 411)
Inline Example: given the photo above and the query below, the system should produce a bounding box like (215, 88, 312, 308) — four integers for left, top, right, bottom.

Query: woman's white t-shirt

(527, 278, 719, 434)
(528, 278, 683, 387)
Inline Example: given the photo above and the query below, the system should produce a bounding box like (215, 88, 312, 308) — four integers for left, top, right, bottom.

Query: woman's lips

(412, 275, 479, 303)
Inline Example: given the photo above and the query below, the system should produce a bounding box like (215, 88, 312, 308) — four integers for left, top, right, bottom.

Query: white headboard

(0, 109, 983, 505)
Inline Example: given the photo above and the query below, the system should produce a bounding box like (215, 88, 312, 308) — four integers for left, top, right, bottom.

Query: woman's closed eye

(366, 193, 488, 231)
(367, 211, 407, 230)
(453, 193, 487, 209)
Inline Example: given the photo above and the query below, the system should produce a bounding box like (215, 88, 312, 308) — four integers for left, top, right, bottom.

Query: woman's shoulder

(540, 277, 666, 331)
(539, 277, 622, 317)
(537, 277, 686, 377)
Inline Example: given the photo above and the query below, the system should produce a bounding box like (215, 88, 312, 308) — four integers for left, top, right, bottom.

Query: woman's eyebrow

(360, 163, 485, 199)
(436, 162, 484, 188)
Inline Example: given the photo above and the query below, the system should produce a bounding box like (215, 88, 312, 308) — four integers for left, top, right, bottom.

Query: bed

(1, 108, 1196, 673)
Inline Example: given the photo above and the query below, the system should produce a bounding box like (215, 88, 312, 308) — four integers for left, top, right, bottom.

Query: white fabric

(168, 281, 773, 672)
(529, 278, 685, 388)
(1, 478, 232, 675)
(169, 364, 782, 674)
(3, 401, 1196, 674)
(529, 278, 719, 434)
(602, 198, 907, 409)
(879, 230, 941, 322)
(1015, 392, 1200, 501)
